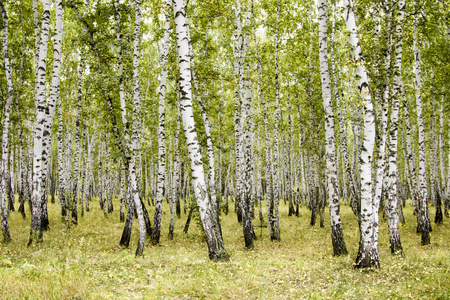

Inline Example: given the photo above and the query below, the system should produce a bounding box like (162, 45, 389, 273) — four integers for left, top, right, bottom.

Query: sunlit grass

(0, 197, 449, 299)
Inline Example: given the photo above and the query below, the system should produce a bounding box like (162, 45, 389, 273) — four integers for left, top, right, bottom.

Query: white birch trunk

(0, 1, 13, 242)
(130, 0, 147, 255)
(447, 129, 450, 217)
(386, 0, 404, 254)
(253, 16, 274, 239)
(152, 0, 170, 244)
(271, 0, 282, 241)
(413, 6, 431, 244)
(30, 0, 61, 244)
(318, 0, 347, 256)
(188, 20, 222, 236)
(343, 0, 379, 268)
(173, 0, 228, 261)
(234, 0, 244, 223)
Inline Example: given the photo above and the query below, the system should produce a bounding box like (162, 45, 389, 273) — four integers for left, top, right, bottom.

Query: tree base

(354, 251, 380, 269)
(331, 224, 348, 256)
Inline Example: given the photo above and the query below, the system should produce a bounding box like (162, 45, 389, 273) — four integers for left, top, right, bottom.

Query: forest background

(0, 0, 449, 298)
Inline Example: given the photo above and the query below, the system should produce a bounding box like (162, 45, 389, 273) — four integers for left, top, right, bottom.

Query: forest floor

(0, 197, 449, 299)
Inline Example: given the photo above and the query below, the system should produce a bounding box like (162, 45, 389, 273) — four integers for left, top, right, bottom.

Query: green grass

(0, 198, 449, 299)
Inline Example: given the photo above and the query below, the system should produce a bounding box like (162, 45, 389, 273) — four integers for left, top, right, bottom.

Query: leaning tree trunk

(188, 19, 222, 238)
(0, 1, 13, 242)
(343, 0, 379, 269)
(173, 0, 228, 261)
(318, 0, 348, 256)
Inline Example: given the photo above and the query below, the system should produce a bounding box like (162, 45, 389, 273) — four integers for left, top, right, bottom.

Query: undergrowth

(0, 197, 448, 299)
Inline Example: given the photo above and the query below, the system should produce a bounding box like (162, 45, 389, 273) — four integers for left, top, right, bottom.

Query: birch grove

(0, 0, 448, 268)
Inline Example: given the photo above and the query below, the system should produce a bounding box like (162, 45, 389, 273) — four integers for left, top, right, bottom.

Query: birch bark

(30, 0, 63, 243)
(386, 0, 404, 254)
(234, 0, 244, 223)
(253, 13, 274, 239)
(318, 0, 347, 256)
(173, 0, 228, 261)
(0, 1, 13, 242)
(343, 0, 379, 268)
(152, 0, 170, 245)
(271, 0, 282, 241)
(413, 2, 431, 245)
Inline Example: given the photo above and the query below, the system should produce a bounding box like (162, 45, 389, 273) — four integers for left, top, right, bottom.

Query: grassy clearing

(0, 198, 449, 299)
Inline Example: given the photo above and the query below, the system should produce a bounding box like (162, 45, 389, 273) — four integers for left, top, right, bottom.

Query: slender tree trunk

(152, 0, 170, 245)
(29, 0, 63, 244)
(0, 1, 13, 242)
(239, 10, 255, 248)
(446, 129, 450, 217)
(343, 0, 379, 268)
(120, 167, 126, 222)
(174, 85, 182, 219)
(57, 98, 67, 222)
(413, 3, 431, 245)
(271, 0, 282, 242)
(189, 20, 222, 238)
(173, 0, 228, 261)
(386, 0, 404, 254)
(252, 8, 273, 238)
(318, 0, 347, 256)
(234, 0, 244, 224)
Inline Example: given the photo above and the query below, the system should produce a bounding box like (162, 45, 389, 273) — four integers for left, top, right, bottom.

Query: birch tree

(343, 0, 379, 268)
(318, 0, 347, 256)
(413, 1, 431, 245)
(29, 0, 63, 244)
(173, 0, 228, 261)
(152, 0, 171, 245)
(271, 0, 282, 242)
(386, 0, 404, 255)
(0, 0, 13, 242)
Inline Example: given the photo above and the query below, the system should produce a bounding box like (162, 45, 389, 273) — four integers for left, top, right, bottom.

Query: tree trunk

(318, 0, 347, 256)
(271, 0, 282, 242)
(173, 0, 228, 261)
(0, 1, 13, 242)
(343, 0, 379, 268)
(30, 0, 62, 244)
(413, 3, 431, 245)
(386, 0, 404, 255)
(253, 10, 273, 238)
(152, 0, 170, 245)
(234, 0, 244, 224)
